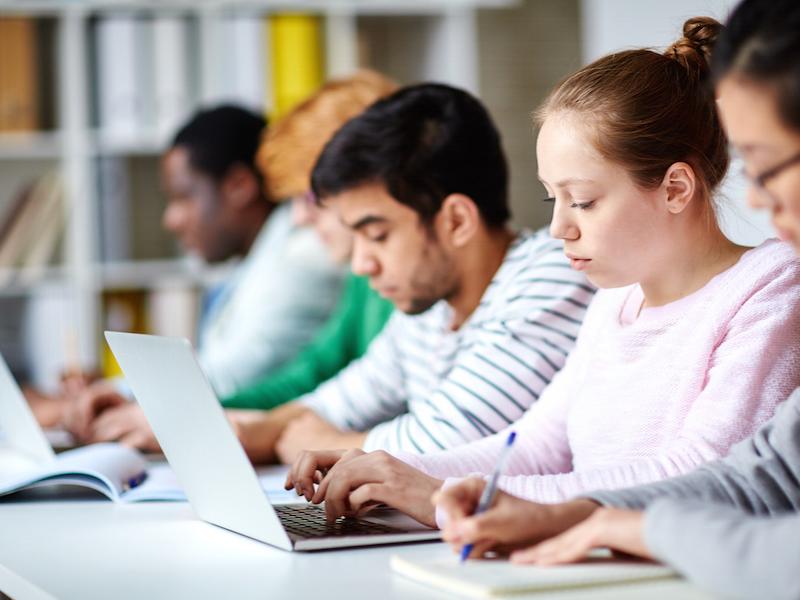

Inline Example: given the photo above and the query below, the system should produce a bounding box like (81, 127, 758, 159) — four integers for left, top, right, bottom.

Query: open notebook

(0, 351, 297, 504)
(391, 552, 677, 598)
(0, 443, 299, 503)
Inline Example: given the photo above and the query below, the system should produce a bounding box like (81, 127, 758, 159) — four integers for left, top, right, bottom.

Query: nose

(350, 238, 379, 277)
(549, 199, 580, 241)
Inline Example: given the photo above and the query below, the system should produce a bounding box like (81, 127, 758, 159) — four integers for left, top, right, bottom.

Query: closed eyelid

(570, 200, 595, 209)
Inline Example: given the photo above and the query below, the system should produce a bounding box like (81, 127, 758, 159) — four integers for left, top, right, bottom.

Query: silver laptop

(0, 353, 55, 465)
(105, 331, 440, 551)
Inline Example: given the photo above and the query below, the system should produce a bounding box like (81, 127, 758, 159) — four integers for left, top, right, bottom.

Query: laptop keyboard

(274, 504, 409, 538)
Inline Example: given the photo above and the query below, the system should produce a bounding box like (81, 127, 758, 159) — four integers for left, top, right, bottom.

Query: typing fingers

(311, 448, 365, 503)
(89, 407, 134, 442)
(347, 483, 389, 516)
(319, 463, 378, 522)
(285, 449, 346, 501)
(70, 386, 125, 440)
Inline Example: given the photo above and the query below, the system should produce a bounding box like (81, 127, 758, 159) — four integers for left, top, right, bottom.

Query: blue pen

(459, 430, 516, 563)
(124, 471, 148, 491)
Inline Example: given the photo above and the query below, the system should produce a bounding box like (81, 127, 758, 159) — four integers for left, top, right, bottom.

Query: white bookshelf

(0, 0, 517, 389)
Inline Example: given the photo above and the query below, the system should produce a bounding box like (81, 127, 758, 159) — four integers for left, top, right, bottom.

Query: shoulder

(720, 239, 800, 297)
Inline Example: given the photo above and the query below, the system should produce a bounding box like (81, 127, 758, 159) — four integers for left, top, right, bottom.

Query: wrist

(539, 499, 600, 538)
(241, 418, 278, 464)
(421, 477, 444, 528)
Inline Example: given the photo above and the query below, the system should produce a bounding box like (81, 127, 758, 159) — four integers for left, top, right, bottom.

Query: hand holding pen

(459, 430, 516, 562)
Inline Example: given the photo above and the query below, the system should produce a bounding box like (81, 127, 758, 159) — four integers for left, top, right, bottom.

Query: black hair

(713, 0, 800, 130)
(171, 105, 267, 182)
(310, 83, 510, 228)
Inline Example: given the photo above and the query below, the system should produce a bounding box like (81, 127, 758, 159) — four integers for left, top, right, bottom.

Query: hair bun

(666, 17, 723, 79)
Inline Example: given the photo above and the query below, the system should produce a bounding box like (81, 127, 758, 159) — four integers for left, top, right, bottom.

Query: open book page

(391, 550, 677, 598)
(0, 443, 145, 501)
(122, 463, 304, 503)
(0, 446, 41, 476)
(120, 463, 186, 502)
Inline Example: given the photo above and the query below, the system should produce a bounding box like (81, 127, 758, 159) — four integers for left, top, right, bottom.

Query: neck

(447, 227, 515, 330)
(640, 216, 747, 308)
(239, 200, 274, 255)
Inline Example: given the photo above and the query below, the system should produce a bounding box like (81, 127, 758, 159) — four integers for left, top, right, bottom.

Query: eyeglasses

(742, 149, 800, 207)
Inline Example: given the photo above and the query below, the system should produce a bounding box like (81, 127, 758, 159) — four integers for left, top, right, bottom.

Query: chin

(585, 272, 632, 290)
(399, 297, 439, 316)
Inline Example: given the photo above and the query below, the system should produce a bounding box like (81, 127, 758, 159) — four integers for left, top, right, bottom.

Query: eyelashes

(542, 197, 596, 210)
(571, 201, 595, 210)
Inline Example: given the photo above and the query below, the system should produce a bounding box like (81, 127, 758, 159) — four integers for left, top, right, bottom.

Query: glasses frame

(744, 149, 800, 207)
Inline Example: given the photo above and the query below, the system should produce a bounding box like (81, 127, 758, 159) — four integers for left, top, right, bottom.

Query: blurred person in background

(65, 72, 398, 450)
(52, 104, 344, 444)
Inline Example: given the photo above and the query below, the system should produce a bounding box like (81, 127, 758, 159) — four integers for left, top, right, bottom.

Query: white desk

(0, 498, 713, 600)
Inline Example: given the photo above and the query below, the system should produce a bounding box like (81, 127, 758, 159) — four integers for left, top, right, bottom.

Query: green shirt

(221, 273, 393, 410)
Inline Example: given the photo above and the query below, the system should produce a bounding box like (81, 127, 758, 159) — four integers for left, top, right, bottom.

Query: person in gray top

(432, 1, 800, 598)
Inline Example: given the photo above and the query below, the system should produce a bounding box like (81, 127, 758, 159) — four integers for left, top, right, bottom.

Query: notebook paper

(391, 552, 676, 598)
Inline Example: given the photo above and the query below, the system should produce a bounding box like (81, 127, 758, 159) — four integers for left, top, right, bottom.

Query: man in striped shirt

(233, 84, 594, 462)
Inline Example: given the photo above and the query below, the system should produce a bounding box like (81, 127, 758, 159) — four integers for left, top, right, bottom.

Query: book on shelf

(97, 155, 132, 262)
(269, 13, 324, 119)
(101, 290, 149, 378)
(0, 17, 40, 132)
(214, 15, 267, 115)
(153, 14, 192, 143)
(147, 283, 199, 342)
(390, 552, 677, 598)
(99, 285, 199, 378)
(95, 14, 153, 143)
(0, 170, 65, 284)
(17, 172, 64, 278)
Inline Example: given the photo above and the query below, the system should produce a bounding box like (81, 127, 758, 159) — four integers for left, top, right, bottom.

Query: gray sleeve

(643, 499, 800, 600)
(588, 387, 800, 516)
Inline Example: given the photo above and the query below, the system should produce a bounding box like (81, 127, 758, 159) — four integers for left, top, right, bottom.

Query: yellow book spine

(268, 14, 323, 120)
(101, 291, 149, 378)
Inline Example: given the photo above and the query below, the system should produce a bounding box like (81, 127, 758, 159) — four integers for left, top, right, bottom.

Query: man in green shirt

(222, 71, 399, 411)
(222, 273, 393, 410)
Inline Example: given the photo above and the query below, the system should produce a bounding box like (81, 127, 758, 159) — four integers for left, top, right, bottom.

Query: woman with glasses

(436, 1, 800, 597)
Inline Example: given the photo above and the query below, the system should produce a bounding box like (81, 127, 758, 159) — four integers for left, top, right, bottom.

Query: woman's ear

(221, 164, 261, 210)
(437, 193, 481, 248)
(662, 162, 697, 214)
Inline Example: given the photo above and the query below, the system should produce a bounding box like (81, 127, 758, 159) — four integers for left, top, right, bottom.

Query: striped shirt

(301, 228, 595, 454)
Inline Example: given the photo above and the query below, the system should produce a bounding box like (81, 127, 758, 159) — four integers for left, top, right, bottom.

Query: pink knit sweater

(396, 239, 800, 510)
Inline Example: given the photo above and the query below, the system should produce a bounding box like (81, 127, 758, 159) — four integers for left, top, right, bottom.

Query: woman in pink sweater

(284, 17, 800, 528)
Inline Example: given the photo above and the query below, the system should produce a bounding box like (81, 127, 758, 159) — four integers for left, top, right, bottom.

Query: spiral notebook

(390, 552, 677, 598)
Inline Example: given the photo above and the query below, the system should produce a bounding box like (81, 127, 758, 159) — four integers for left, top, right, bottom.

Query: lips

(569, 258, 591, 271)
(565, 253, 591, 271)
(372, 283, 398, 298)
